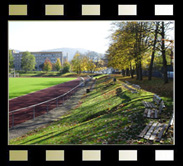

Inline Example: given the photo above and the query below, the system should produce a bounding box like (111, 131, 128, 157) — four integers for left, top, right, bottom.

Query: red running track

(9, 78, 82, 128)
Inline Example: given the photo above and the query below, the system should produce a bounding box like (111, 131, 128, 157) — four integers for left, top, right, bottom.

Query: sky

(9, 21, 174, 54)
(9, 21, 114, 54)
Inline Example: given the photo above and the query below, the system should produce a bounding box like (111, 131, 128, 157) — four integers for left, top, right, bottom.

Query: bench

(86, 80, 96, 93)
(124, 81, 140, 90)
(138, 121, 168, 142)
(165, 113, 174, 134)
(122, 83, 138, 93)
(143, 100, 165, 119)
(125, 80, 131, 85)
(142, 95, 162, 108)
(131, 84, 141, 90)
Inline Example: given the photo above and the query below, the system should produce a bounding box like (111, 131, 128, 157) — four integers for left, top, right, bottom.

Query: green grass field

(9, 77, 76, 99)
(17, 71, 96, 77)
(9, 76, 173, 145)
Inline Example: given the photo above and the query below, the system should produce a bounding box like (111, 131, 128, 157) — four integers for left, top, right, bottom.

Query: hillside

(41, 47, 104, 61)
(9, 75, 173, 145)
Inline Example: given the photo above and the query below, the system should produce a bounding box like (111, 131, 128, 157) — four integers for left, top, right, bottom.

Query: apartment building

(12, 50, 63, 71)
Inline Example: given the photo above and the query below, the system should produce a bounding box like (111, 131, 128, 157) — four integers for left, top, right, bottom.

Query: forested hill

(41, 48, 104, 61)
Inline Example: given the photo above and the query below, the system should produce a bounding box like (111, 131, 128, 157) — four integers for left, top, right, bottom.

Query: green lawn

(9, 77, 76, 99)
(18, 71, 96, 78)
(9, 76, 173, 145)
(94, 74, 108, 79)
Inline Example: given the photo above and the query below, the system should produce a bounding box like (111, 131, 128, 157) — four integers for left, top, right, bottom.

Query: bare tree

(161, 22, 168, 83)
(148, 22, 160, 80)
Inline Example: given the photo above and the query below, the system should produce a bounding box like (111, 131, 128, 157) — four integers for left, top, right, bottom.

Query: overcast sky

(9, 21, 174, 54)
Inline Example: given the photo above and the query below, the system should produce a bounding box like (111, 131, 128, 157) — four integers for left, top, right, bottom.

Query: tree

(62, 61, 70, 73)
(160, 22, 168, 83)
(55, 58, 62, 71)
(148, 22, 160, 80)
(51, 63, 56, 71)
(106, 21, 173, 82)
(95, 59, 106, 72)
(21, 51, 36, 72)
(71, 52, 83, 74)
(9, 50, 14, 69)
(86, 59, 96, 73)
(43, 58, 52, 72)
(106, 21, 150, 80)
(71, 52, 101, 74)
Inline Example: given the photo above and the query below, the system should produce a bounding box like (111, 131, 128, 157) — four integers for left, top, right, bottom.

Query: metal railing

(9, 78, 88, 128)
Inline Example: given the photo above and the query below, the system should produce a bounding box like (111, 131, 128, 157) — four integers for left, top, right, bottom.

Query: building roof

(31, 52, 62, 54)
(13, 51, 62, 54)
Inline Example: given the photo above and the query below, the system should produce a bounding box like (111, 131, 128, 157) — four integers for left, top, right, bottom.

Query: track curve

(9, 78, 82, 128)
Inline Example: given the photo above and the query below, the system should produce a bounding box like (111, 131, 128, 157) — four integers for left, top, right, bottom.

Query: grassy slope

(94, 74, 108, 79)
(9, 76, 173, 145)
(115, 75, 173, 99)
(9, 77, 76, 99)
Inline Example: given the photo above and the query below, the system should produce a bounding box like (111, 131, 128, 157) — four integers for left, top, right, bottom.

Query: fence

(9, 78, 89, 128)
(9, 73, 19, 77)
(142, 70, 163, 78)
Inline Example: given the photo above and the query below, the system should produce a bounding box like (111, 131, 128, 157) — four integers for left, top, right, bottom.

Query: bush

(62, 62, 70, 74)
(62, 66, 70, 74)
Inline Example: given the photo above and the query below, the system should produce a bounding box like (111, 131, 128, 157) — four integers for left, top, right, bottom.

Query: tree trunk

(148, 22, 159, 80)
(126, 68, 130, 76)
(138, 61, 143, 80)
(122, 69, 125, 76)
(130, 62, 134, 78)
(138, 23, 143, 81)
(136, 62, 139, 80)
(161, 22, 168, 84)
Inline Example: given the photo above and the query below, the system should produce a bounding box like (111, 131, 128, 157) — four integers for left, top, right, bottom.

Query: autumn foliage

(43, 58, 52, 72)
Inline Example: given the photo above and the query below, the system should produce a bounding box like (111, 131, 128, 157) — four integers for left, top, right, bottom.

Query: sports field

(9, 77, 76, 99)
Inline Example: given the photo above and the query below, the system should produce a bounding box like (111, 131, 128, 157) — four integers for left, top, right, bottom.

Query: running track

(9, 78, 84, 128)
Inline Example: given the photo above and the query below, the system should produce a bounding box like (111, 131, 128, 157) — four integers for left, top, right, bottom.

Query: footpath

(9, 79, 94, 140)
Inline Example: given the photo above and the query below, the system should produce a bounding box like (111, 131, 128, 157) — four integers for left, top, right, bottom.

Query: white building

(12, 50, 63, 71)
